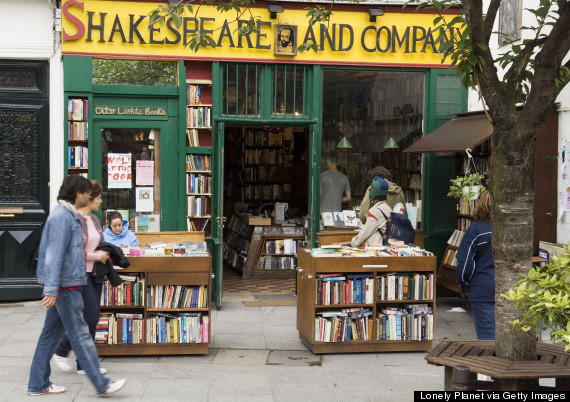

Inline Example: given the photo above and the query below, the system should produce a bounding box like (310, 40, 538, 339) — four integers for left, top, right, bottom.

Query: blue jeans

(27, 288, 110, 395)
(55, 274, 102, 370)
(470, 302, 495, 340)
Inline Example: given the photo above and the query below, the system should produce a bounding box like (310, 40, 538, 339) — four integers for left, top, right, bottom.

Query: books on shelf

(186, 106, 211, 127)
(376, 273, 434, 301)
(146, 312, 207, 344)
(186, 173, 212, 194)
(186, 84, 203, 105)
(376, 304, 433, 341)
(447, 229, 465, 247)
(147, 285, 208, 309)
(315, 308, 373, 342)
(68, 98, 88, 121)
(187, 195, 210, 217)
(316, 273, 374, 305)
(101, 275, 145, 306)
(68, 121, 88, 140)
(67, 146, 88, 168)
(186, 154, 211, 171)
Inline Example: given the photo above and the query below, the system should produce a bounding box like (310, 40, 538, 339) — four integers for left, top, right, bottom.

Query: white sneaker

(28, 384, 66, 396)
(77, 367, 107, 375)
(103, 379, 126, 395)
(52, 354, 73, 372)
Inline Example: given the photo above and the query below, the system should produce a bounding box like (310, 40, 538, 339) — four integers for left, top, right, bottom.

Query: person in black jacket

(456, 191, 495, 340)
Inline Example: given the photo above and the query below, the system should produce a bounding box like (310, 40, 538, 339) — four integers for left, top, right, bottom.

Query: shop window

(101, 128, 160, 230)
(221, 63, 261, 116)
(321, 69, 424, 209)
(93, 59, 177, 86)
(220, 63, 306, 117)
(273, 65, 305, 116)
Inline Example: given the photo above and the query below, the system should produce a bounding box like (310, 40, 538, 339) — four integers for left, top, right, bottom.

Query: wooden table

(425, 339, 570, 391)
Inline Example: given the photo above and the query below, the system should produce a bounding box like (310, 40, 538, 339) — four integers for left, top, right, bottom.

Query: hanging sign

(107, 152, 132, 188)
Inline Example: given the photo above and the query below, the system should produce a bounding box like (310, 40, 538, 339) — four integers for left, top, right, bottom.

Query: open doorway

(222, 125, 309, 284)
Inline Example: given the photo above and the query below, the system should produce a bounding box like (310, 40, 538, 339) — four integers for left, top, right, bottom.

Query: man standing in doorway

(320, 152, 351, 212)
(27, 175, 126, 396)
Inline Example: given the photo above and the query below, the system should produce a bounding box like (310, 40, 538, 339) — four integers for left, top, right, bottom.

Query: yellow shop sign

(62, 0, 456, 67)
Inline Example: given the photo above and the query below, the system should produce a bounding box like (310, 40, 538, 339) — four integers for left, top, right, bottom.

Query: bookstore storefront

(61, 0, 465, 304)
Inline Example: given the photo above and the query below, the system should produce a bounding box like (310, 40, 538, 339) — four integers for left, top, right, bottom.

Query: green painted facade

(63, 56, 466, 306)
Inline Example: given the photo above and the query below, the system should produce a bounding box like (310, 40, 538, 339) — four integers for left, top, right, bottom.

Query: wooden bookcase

(297, 249, 436, 354)
(185, 61, 213, 237)
(243, 225, 304, 279)
(223, 213, 253, 274)
(66, 96, 89, 176)
(96, 232, 211, 356)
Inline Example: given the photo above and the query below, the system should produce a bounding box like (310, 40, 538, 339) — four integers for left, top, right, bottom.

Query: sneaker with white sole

(103, 379, 126, 395)
(77, 367, 107, 375)
(28, 384, 66, 396)
(52, 354, 73, 372)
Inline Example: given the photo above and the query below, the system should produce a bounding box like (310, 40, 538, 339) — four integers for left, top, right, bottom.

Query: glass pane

(273, 65, 304, 115)
(93, 59, 177, 86)
(321, 70, 424, 207)
(222, 63, 260, 116)
(101, 128, 160, 228)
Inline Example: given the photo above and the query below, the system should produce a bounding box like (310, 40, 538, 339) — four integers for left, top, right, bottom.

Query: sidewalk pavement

(0, 294, 476, 401)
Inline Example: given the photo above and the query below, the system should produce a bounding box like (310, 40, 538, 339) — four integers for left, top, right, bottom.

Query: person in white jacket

(351, 178, 393, 248)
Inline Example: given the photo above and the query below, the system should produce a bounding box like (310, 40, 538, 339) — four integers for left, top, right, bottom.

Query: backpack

(378, 210, 416, 245)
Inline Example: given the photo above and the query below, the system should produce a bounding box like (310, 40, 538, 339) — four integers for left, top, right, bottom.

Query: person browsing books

(359, 165, 406, 224)
(351, 178, 393, 248)
(53, 180, 109, 375)
(320, 152, 351, 212)
(455, 190, 495, 340)
(103, 211, 139, 246)
(27, 175, 126, 396)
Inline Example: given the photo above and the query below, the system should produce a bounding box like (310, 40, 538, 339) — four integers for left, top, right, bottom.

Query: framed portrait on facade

(498, 0, 522, 45)
(275, 24, 297, 56)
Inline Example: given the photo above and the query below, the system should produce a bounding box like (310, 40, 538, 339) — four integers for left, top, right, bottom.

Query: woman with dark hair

(54, 180, 109, 374)
(456, 190, 495, 340)
(103, 211, 139, 246)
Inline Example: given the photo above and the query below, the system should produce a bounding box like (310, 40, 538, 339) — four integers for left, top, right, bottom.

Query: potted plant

(502, 244, 570, 351)
(447, 172, 485, 201)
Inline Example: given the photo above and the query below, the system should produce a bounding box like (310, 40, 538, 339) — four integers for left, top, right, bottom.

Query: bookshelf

(223, 213, 254, 274)
(185, 61, 213, 236)
(243, 225, 305, 279)
(95, 232, 211, 355)
(296, 250, 436, 353)
(66, 96, 89, 175)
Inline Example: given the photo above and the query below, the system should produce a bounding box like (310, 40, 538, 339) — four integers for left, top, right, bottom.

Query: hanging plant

(447, 171, 485, 201)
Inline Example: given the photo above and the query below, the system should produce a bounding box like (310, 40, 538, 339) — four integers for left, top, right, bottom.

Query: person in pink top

(53, 181, 109, 375)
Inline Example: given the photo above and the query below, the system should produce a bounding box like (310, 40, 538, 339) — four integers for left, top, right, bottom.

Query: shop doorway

(220, 125, 310, 293)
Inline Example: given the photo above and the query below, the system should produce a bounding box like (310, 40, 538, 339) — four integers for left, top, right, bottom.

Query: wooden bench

(425, 339, 570, 391)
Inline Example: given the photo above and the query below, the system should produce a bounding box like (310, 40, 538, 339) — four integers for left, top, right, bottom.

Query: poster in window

(136, 187, 154, 212)
(107, 153, 132, 189)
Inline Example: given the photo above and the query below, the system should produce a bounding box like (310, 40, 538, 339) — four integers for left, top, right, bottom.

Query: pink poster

(136, 160, 154, 185)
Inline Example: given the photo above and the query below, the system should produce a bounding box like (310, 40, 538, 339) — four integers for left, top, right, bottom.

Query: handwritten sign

(107, 153, 132, 189)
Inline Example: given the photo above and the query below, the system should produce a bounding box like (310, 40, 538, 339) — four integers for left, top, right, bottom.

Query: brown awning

(403, 114, 492, 153)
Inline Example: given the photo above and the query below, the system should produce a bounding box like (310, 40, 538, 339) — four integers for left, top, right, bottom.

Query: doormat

(242, 300, 296, 307)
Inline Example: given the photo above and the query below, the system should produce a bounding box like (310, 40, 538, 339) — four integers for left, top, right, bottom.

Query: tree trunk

(489, 126, 537, 361)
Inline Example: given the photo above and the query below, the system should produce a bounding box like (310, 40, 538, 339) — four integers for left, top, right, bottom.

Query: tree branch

(484, 0, 501, 41)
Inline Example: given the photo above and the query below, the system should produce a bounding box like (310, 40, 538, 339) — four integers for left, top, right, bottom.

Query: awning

(403, 114, 492, 153)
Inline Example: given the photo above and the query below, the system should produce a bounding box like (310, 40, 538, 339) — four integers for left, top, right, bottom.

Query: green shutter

(423, 70, 466, 264)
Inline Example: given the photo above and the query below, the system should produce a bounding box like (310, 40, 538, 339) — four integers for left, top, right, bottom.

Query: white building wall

(468, 0, 570, 245)
(0, 0, 64, 211)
